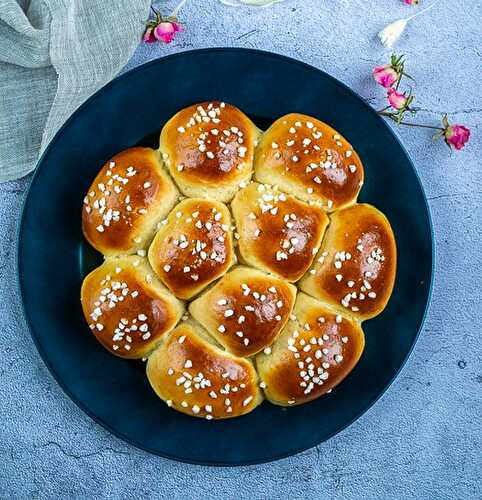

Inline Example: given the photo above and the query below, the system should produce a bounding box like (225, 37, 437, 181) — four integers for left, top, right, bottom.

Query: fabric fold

(0, 0, 151, 182)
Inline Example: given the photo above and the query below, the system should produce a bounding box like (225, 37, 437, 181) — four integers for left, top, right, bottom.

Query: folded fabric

(0, 0, 151, 182)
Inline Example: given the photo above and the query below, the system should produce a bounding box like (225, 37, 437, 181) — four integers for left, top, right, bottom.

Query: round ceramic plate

(17, 48, 433, 466)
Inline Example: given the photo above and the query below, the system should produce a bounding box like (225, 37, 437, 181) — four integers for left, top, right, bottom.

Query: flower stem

(378, 111, 444, 130)
(171, 0, 188, 17)
(150, 5, 161, 23)
(377, 106, 391, 113)
(406, 0, 440, 21)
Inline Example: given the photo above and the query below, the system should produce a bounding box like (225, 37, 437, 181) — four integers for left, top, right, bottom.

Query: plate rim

(16, 47, 435, 466)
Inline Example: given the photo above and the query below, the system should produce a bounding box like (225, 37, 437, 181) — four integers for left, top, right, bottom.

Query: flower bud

(444, 124, 470, 151)
(387, 88, 408, 110)
(143, 27, 157, 44)
(373, 65, 399, 88)
(154, 21, 183, 44)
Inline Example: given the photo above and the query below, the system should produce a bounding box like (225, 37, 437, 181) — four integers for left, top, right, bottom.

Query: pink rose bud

(154, 21, 183, 44)
(444, 124, 470, 151)
(404, 0, 419, 4)
(143, 27, 157, 43)
(373, 65, 399, 88)
(387, 88, 408, 110)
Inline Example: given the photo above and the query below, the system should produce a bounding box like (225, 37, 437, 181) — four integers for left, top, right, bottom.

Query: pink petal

(143, 28, 157, 43)
(172, 22, 183, 33)
(373, 65, 398, 88)
(445, 125, 470, 150)
(153, 22, 182, 44)
(387, 88, 407, 110)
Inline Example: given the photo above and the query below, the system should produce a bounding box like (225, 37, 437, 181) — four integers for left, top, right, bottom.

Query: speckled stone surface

(1, 1, 481, 498)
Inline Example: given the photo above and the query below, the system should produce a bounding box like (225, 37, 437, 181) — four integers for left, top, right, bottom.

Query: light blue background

(1, 1, 481, 498)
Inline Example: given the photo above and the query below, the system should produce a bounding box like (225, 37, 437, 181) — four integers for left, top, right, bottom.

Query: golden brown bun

(254, 113, 364, 210)
(79, 104, 398, 420)
(231, 182, 329, 282)
(148, 198, 235, 300)
(256, 293, 365, 406)
(146, 321, 263, 419)
(82, 147, 179, 256)
(160, 102, 261, 202)
(299, 204, 396, 320)
(80, 256, 184, 359)
(189, 266, 297, 357)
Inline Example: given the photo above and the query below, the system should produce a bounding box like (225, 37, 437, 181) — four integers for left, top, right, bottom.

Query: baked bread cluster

(81, 102, 396, 420)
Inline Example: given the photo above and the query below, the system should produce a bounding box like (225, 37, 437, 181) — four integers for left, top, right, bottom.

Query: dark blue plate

(17, 48, 434, 466)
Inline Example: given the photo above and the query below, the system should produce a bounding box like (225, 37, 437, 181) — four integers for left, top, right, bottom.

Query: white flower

(378, 2, 439, 48)
(378, 19, 409, 49)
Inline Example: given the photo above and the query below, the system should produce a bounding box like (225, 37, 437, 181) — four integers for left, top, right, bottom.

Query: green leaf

(402, 72, 415, 82)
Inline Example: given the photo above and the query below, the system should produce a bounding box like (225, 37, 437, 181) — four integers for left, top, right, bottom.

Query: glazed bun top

(189, 266, 297, 357)
(80, 256, 184, 359)
(299, 203, 396, 320)
(146, 321, 263, 419)
(160, 101, 261, 202)
(256, 293, 365, 406)
(82, 147, 179, 256)
(148, 197, 235, 300)
(254, 113, 364, 211)
(232, 182, 330, 282)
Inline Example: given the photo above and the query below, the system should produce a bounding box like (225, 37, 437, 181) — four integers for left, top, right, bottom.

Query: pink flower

(444, 124, 470, 151)
(153, 21, 183, 44)
(387, 88, 409, 110)
(143, 27, 157, 44)
(143, 6, 184, 45)
(373, 65, 399, 88)
(404, 0, 419, 4)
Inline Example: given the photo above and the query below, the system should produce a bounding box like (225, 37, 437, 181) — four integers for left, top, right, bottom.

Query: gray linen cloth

(0, 0, 151, 182)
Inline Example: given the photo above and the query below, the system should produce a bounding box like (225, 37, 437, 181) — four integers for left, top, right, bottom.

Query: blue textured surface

(1, 0, 481, 497)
